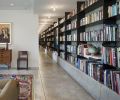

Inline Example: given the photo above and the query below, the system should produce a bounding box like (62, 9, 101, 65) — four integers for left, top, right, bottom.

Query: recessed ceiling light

(10, 3, 14, 7)
(51, 6, 56, 12)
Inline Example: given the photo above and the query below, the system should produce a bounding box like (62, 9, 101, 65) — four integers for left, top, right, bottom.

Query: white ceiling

(0, 0, 84, 33)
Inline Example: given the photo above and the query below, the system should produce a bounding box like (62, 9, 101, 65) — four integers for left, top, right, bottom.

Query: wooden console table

(0, 49, 12, 69)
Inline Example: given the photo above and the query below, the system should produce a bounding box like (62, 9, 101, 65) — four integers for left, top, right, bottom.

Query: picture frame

(0, 23, 11, 44)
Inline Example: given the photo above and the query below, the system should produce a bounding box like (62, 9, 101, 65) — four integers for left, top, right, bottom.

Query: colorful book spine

(102, 47, 116, 67)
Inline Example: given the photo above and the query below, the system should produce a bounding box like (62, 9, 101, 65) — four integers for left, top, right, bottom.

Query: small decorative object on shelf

(87, 44, 98, 55)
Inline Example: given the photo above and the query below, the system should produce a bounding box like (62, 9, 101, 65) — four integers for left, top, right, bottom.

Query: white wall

(0, 10, 39, 68)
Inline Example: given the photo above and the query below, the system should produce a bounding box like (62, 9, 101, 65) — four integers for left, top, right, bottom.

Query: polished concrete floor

(0, 48, 95, 100)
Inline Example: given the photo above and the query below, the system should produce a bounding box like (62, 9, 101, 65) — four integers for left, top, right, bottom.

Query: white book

(117, 48, 120, 68)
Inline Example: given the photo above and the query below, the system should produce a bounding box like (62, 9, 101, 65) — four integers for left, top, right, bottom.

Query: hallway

(37, 48, 94, 100)
(0, 48, 95, 100)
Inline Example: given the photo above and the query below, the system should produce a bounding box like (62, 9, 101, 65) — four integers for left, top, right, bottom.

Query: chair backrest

(18, 51, 28, 59)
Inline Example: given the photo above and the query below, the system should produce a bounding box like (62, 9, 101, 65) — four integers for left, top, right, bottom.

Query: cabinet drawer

(0, 50, 12, 64)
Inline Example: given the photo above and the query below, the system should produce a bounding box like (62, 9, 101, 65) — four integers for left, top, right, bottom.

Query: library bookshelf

(39, 0, 120, 99)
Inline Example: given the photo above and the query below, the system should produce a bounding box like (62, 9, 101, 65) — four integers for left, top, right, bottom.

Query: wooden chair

(17, 51, 28, 70)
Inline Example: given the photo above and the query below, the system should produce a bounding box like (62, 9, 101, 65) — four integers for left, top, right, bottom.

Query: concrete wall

(0, 10, 39, 68)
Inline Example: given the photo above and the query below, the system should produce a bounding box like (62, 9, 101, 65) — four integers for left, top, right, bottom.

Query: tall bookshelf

(39, 32, 46, 48)
(58, 17, 66, 59)
(40, 0, 120, 96)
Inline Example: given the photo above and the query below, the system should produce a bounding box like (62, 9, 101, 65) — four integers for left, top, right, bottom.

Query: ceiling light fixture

(10, 3, 14, 6)
(51, 6, 56, 12)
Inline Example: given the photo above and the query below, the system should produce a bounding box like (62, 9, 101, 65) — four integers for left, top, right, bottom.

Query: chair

(17, 51, 28, 69)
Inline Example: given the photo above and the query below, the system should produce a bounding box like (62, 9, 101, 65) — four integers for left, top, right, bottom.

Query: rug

(0, 74, 33, 100)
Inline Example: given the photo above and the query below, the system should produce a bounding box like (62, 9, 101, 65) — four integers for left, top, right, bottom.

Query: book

(60, 52, 65, 59)
(108, 3, 118, 17)
(102, 47, 116, 67)
(67, 45, 77, 54)
(117, 48, 120, 68)
(67, 54, 77, 65)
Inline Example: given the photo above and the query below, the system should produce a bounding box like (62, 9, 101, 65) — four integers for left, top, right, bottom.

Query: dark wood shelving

(78, 0, 103, 16)
(59, 31, 65, 35)
(78, 19, 103, 29)
(39, 0, 120, 96)
(77, 55, 88, 59)
(59, 41, 65, 42)
(70, 14, 77, 20)
(71, 28, 77, 31)
(65, 30, 71, 32)
(59, 22, 65, 27)
(59, 49, 65, 52)
(67, 51, 77, 55)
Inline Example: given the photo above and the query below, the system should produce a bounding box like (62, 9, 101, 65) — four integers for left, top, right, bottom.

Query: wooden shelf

(78, 0, 103, 17)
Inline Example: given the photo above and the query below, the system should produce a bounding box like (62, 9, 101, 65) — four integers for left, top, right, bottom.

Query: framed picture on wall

(0, 23, 11, 44)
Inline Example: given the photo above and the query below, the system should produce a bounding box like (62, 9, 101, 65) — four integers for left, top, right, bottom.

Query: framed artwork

(0, 23, 11, 44)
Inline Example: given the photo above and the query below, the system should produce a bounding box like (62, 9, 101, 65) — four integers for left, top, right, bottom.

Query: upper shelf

(78, 0, 103, 16)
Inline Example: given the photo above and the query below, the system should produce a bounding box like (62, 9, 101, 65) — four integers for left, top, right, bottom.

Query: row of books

(101, 47, 116, 67)
(80, 9, 103, 26)
(108, 1, 120, 17)
(67, 9, 77, 19)
(79, 25, 117, 41)
(77, 44, 86, 56)
(103, 70, 120, 94)
(76, 58, 102, 81)
(67, 33, 77, 41)
(80, 0, 98, 11)
(67, 55, 77, 65)
(46, 32, 54, 37)
(60, 17, 65, 24)
(60, 35, 65, 41)
(47, 38, 54, 41)
(71, 20, 77, 29)
(67, 45, 77, 54)
(117, 48, 120, 68)
(60, 26, 65, 33)
(66, 21, 77, 30)
(76, 58, 120, 94)
(66, 24, 71, 30)
(54, 22, 58, 27)
(60, 52, 65, 59)
(60, 44, 65, 50)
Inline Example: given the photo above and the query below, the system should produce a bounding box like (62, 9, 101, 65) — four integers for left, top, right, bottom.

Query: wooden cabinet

(0, 49, 12, 68)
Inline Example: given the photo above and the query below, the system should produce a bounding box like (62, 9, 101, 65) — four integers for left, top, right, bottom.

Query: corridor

(37, 48, 94, 100)
(0, 48, 95, 100)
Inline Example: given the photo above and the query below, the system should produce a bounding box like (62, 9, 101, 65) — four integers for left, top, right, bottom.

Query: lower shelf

(58, 57, 120, 100)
